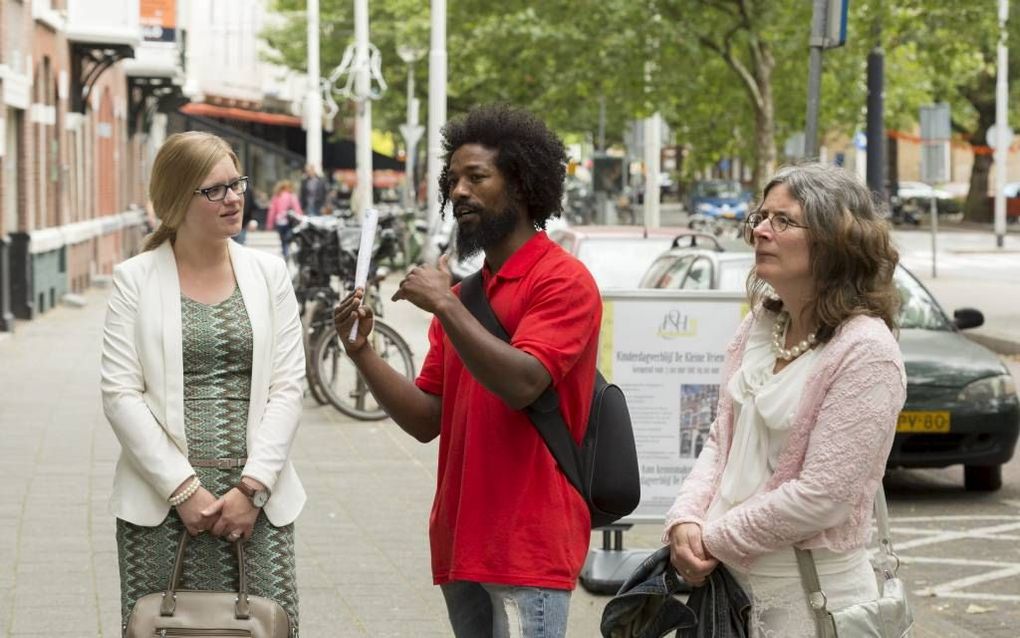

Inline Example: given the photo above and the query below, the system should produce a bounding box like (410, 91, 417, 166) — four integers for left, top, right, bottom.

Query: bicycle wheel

(305, 349, 330, 406)
(300, 303, 330, 406)
(312, 319, 415, 420)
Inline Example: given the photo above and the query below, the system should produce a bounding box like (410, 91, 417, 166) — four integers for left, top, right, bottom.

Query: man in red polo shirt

(333, 104, 601, 637)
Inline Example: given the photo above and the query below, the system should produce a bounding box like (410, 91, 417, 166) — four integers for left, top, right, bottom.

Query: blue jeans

(276, 224, 293, 260)
(441, 581, 571, 638)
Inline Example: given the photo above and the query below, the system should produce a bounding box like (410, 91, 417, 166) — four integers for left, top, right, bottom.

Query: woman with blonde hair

(265, 179, 303, 260)
(665, 163, 906, 636)
(101, 131, 305, 635)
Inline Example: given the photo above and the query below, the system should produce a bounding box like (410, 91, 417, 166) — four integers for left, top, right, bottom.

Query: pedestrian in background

(665, 163, 905, 636)
(101, 131, 306, 635)
(266, 180, 303, 260)
(299, 164, 326, 216)
(232, 187, 259, 245)
(333, 104, 601, 638)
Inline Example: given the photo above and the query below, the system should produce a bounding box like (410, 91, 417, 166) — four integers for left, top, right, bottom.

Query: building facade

(0, 0, 309, 334)
(0, 0, 189, 332)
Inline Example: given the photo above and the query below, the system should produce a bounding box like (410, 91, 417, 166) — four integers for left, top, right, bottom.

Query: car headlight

(958, 374, 1017, 404)
(697, 203, 713, 213)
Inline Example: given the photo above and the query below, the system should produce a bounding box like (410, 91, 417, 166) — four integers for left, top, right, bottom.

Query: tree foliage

(263, 0, 1020, 211)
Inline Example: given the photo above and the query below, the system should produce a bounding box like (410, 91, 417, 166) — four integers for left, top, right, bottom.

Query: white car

(896, 181, 953, 202)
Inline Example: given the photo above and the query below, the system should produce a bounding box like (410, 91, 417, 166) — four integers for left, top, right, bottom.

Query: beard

(455, 203, 520, 259)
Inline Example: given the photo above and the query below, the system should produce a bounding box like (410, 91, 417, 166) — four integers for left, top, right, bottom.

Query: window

(3, 110, 21, 233)
(681, 257, 713, 290)
(656, 254, 695, 290)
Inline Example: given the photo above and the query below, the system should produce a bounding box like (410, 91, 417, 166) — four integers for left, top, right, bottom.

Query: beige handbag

(795, 488, 914, 638)
(125, 531, 291, 638)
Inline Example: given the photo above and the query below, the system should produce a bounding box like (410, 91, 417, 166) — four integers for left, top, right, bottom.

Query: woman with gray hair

(664, 163, 905, 635)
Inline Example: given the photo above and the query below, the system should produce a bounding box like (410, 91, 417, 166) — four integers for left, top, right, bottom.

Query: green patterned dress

(116, 287, 299, 636)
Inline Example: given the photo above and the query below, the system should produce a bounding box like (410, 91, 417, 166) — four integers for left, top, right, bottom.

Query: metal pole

(804, 0, 828, 159)
(354, 0, 373, 218)
(866, 5, 885, 205)
(643, 114, 661, 228)
(995, 0, 1009, 248)
(404, 67, 418, 210)
(426, 0, 448, 253)
(930, 190, 938, 278)
(598, 95, 606, 152)
(305, 0, 322, 171)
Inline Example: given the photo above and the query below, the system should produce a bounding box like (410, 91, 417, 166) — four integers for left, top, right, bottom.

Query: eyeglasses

(743, 211, 809, 243)
(194, 176, 249, 202)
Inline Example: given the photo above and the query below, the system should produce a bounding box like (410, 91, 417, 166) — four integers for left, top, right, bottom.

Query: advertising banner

(598, 290, 748, 520)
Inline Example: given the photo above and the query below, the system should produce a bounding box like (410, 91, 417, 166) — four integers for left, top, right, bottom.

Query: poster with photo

(598, 290, 747, 520)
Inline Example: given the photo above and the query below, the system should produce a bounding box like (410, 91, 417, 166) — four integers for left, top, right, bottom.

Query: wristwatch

(235, 482, 270, 508)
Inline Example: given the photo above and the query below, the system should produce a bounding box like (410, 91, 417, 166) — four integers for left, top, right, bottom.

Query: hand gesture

(668, 522, 719, 587)
(333, 288, 374, 354)
(391, 255, 455, 314)
(175, 486, 220, 536)
(202, 486, 261, 542)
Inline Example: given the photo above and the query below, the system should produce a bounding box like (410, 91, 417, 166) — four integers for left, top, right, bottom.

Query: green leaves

(261, 0, 1020, 196)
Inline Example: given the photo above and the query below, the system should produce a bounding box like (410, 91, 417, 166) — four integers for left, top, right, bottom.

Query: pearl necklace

(772, 312, 818, 361)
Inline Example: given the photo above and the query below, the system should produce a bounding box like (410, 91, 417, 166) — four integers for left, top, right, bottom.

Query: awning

(179, 102, 302, 128)
(334, 169, 404, 189)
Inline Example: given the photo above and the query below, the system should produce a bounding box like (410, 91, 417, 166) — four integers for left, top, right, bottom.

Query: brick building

(0, 1, 310, 334)
(0, 0, 181, 331)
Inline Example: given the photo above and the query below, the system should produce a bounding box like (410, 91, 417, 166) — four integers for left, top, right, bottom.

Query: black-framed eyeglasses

(194, 176, 249, 202)
(743, 211, 809, 243)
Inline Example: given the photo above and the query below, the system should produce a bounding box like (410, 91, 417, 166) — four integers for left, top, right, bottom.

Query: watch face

(252, 490, 269, 508)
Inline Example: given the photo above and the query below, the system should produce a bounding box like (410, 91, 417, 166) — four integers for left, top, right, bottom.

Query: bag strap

(160, 531, 251, 619)
(873, 485, 900, 578)
(459, 271, 586, 497)
(794, 485, 898, 637)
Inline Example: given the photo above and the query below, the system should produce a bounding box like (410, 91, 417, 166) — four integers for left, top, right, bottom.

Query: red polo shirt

(415, 231, 602, 590)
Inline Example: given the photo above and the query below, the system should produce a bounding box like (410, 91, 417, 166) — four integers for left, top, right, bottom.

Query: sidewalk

(0, 231, 1010, 637)
(0, 280, 455, 637)
(0, 262, 613, 637)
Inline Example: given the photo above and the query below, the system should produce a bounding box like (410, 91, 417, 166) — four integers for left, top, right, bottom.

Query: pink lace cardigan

(663, 309, 907, 572)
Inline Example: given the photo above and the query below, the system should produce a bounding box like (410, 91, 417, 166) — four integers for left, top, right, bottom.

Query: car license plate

(897, 411, 951, 433)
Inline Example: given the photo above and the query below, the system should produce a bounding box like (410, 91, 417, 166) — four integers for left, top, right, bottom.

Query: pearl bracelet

(168, 477, 201, 507)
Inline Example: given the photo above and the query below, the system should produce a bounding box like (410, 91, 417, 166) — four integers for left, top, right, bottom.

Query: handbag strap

(873, 485, 900, 577)
(160, 531, 251, 619)
(794, 485, 899, 636)
(794, 546, 834, 637)
(459, 271, 586, 497)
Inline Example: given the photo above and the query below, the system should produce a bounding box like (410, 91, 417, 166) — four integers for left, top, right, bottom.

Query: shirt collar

(483, 231, 554, 282)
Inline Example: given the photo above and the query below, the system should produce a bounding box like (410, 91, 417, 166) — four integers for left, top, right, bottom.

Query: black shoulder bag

(460, 271, 641, 528)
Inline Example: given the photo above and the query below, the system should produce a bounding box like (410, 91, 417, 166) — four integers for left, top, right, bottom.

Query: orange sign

(140, 0, 176, 42)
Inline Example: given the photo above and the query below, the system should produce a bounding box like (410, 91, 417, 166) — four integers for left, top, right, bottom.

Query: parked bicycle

(290, 213, 415, 420)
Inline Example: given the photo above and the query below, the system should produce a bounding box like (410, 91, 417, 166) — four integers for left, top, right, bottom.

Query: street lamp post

(354, 0, 373, 218)
(305, 0, 322, 171)
(804, 0, 828, 159)
(425, 0, 447, 260)
(995, 0, 1009, 248)
(397, 45, 426, 211)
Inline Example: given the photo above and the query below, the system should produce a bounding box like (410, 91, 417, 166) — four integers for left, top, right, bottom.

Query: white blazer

(101, 240, 306, 526)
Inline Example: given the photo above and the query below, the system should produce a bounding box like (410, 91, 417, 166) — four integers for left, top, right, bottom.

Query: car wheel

(964, 464, 1003, 492)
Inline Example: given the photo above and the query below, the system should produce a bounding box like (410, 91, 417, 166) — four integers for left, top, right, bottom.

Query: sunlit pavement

(1, 229, 1018, 636)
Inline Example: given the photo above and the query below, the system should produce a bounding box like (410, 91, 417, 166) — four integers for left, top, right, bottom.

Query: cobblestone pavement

(1, 232, 1018, 636)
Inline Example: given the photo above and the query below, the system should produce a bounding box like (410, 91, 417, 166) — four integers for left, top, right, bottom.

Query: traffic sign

(920, 103, 951, 184)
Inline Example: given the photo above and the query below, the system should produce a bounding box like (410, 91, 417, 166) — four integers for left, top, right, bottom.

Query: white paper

(348, 207, 379, 342)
